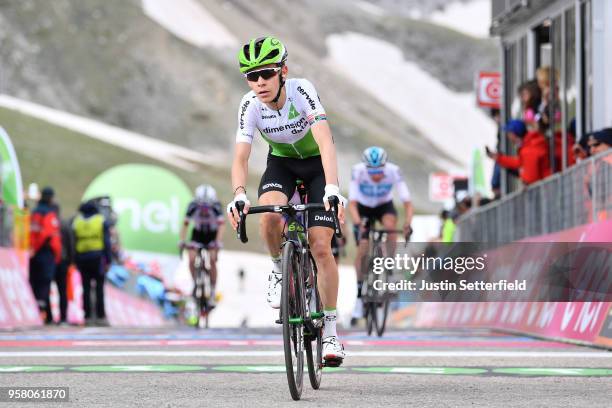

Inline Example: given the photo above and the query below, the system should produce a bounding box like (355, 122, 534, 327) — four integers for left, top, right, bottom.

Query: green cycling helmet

(238, 36, 288, 73)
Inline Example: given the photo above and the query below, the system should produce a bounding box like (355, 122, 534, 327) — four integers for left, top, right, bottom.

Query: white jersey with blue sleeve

(348, 163, 411, 208)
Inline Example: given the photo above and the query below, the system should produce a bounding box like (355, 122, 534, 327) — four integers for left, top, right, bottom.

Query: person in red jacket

(486, 119, 552, 186)
(29, 186, 62, 324)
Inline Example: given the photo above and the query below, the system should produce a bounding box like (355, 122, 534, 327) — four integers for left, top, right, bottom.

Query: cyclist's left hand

(323, 184, 347, 224)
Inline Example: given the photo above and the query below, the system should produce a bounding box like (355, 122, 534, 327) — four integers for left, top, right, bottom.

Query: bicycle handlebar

(235, 198, 343, 243)
(367, 226, 413, 244)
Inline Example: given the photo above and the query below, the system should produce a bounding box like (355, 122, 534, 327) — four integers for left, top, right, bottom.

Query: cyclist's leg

(308, 227, 337, 310)
(257, 155, 295, 258)
(303, 157, 345, 360)
(378, 202, 398, 257)
(209, 248, 218, 288)
(187, 248, 197, 283)
(257, 155, 295, 308)
(259, 191, 288, 257)
(200, 230, 218, 301)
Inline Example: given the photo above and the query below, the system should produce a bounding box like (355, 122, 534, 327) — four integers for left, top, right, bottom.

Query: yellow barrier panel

(13, 207, 30, 251)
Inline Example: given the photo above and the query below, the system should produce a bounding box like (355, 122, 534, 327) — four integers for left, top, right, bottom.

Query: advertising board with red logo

(476, 71, 501, 109)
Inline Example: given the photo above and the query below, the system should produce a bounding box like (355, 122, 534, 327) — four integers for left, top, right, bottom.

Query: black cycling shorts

(191, 229, 217, 246)
(354, 201, 397, 242)
(258, 154, 335, 230)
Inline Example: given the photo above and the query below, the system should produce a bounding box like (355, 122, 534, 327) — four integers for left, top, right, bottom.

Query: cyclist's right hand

(226, 193, 251, 230)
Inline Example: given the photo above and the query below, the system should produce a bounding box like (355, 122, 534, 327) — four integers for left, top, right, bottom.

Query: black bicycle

(360, 221, 409, 337)
(235, 196, 342, 401)
(183, 241, 215, 329)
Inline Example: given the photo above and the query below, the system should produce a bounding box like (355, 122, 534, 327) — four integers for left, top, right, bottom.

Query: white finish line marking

(0, 351, 610, 358)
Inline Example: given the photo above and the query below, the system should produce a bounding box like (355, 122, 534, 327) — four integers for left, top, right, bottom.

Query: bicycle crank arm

(288, 312, 324, 325)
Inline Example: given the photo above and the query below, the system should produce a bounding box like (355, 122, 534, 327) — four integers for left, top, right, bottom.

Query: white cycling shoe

(322, 336, 345, 366)
(266, 271, 282, 309)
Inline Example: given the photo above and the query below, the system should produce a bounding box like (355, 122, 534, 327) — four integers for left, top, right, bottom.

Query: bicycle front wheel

(281, 242, 304, 401)
(305, 255, 322, 390)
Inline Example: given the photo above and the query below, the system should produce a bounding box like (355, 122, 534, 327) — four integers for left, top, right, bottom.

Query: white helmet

(195, 184, 217, 203)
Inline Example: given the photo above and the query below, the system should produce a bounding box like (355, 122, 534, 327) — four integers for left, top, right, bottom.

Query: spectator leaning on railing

(486, 119, 552, 186)
(588, 128, 612, 155)
(586, 128, 612, 222)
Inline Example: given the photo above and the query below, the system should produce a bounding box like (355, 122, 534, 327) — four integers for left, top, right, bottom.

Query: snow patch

(0, 94, 224, 171)
(142, 0, 237, 48)
(325, 32, 496, 175)
(356, 1, 386, 17)
(429, 0, 491, 38)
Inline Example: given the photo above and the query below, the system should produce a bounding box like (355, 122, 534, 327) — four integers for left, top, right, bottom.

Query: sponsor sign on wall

(82, 164, 191, 255)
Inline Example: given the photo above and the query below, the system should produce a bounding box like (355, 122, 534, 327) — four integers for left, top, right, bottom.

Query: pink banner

(416, 302, 610, 345)
(414, 221, 612, 348)
(0, 248, 42, 329)
(105, 285, 167, 327)
(50, 268, 167, 327)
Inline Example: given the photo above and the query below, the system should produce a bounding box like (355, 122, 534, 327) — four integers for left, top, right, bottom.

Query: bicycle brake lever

(235, 201, 248, 243)
(328, 196, 343, 239)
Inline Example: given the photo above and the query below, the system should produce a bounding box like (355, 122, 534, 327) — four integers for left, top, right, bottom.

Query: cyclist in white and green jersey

(227, 36, 346, 364)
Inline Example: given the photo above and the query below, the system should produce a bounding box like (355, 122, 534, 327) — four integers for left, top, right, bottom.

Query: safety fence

(457, 150, 611, 244)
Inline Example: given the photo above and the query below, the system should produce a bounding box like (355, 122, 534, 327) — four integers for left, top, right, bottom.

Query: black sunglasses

(244, 67, 281, 82)
(589, 142, 601, 149)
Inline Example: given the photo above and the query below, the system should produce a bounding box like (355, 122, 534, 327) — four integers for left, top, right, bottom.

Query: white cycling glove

(226, 193, 251, 215)
(323, 184, 347, 208)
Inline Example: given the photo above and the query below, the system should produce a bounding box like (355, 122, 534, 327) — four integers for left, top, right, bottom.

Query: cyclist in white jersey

(348, 147, 413, 323)
(226, 36, 346, 363)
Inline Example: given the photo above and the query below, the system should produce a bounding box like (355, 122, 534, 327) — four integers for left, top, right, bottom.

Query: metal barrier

(457, 150, 611, 244)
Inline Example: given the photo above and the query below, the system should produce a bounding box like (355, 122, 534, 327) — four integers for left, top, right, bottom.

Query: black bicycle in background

(360, 220, 410, 337)
(235, 196, 342, 401)
(183, 241, 214, 329)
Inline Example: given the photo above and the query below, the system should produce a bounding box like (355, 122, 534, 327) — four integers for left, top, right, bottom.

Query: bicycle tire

(305, 256, 322, 390)
(196, 264, 210, 330)
(364, 253, 378, 336)
(374, 297, 390, 337)
(365, 302, 375, 336)
(281, 242, 304, 400)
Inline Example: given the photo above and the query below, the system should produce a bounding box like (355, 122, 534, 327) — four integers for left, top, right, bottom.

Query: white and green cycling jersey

(235, 78, 328, 159)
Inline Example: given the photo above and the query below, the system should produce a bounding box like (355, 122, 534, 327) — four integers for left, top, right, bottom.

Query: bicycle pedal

(275, 318, 282, 325)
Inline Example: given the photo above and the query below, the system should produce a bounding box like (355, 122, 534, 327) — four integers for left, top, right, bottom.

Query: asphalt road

(0, 326, 610, 407)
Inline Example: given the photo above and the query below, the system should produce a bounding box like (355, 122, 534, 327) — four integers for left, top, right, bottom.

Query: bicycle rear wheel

(305, 256, 322, 389)
(365, 302, 375, 336)
(364, 256, 377, 336)
(196, 267, 210, 329)
(374, 297, 390, 337)
(281, 242, 304, 401)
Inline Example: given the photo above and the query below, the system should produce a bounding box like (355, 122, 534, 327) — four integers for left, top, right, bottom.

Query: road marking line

(0, 351, 609, 358)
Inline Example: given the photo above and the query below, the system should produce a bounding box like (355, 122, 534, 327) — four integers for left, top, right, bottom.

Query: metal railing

(457, 150, 611, 244)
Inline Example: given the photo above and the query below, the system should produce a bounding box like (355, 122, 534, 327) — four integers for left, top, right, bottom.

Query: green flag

(470, 148, 488, 197)
(0, 127, 24, 208)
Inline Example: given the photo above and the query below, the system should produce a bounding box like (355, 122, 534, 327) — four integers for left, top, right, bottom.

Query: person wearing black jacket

(47, 215, 75, 326)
